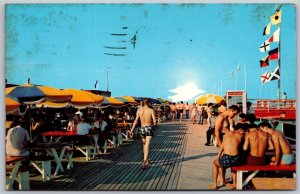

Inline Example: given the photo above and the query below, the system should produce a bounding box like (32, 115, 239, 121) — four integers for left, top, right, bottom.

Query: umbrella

(117, 96, 139, 105)
(195, 94, 224, 105)
(6, 96, 21, 114)
(36, 101, 70, 108)
(64, 88, 104, 108)
(121, 96, 137, 103)
(101, 97, 125, 106)
(6, 84, 72, 104)
(156, 98, 171, 105)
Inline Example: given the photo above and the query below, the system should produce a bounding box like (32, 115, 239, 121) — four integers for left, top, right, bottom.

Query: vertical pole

(244, 64, 247, 91)
(278, 22, 281, 101)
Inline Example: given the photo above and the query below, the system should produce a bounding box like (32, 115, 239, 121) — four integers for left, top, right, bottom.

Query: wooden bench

(6, 156, 30, 190)
(252, 177, 296, 190)
(232, 164, 296, 190)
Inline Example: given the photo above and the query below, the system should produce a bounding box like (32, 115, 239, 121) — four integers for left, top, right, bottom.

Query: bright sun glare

(168, 82, 205, 102)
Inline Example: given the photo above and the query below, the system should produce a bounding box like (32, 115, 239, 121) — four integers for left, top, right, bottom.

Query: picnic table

(42, 130, 100, 161)
(26, 142, 70, 176)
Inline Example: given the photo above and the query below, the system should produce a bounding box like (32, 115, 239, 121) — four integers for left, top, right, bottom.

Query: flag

(260, 71, 270, 83)
(268, 47, 279, 60)
(260, 56, 269, 68)
(270, 10, 281, 25)
(259, 40, 270, 52)
(268, 28, 280, 42)
(94, 80, 98, 89)
(268, 66, 280, 81)
(263, 23, 271, 35)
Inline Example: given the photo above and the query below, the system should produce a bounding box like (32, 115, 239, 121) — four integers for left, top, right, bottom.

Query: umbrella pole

(28, 105, 33, 139)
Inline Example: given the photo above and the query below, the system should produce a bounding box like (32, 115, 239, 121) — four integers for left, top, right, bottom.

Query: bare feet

(208, 184, 217, 190)
(225, 183, 236, 190)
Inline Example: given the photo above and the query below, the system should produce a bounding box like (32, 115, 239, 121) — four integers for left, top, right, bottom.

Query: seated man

(208, 128, 244, 190)
(6, 116, 31, 157)
(74, 114, 92, 146)
(259, 121, 295, 165)
(205, 111, 218, 146)
(243, 123, 270, 165)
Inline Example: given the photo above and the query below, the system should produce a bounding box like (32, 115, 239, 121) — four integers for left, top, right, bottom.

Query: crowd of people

(5, 98, 295, 189)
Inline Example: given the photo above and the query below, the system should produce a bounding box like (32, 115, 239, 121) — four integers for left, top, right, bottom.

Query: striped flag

(263, 23, 271, 35)
(268, 48, 279, 60)
(268, 28, 280, 42)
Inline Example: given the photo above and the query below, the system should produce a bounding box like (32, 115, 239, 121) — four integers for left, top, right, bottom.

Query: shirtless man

(243, 124, 270, 165)
(130, 98, 157, 169)
(170, 103, 177, 122)
(214, 105, 240, 147)
(208, 129, 244, 190)
(258, 121, 295, 165)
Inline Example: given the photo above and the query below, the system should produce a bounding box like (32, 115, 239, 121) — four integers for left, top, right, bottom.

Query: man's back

(247, 130, 268, 157)
(138, 107, 155, 127)
(273, 131, 292, 154)
(223, 131, 243, 156)
(6, 126, 30, 156)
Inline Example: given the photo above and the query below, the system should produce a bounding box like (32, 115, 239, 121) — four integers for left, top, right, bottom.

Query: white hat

(75, 111, 83, 117)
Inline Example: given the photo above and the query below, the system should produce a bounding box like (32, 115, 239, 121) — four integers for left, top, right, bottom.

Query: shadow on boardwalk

(30, 120, 219, 191)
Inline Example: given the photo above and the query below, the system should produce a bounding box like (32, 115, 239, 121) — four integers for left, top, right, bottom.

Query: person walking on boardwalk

(170, 103, 177, 122)
(129, 98, 157, 169)
(185, 102, 190, 119)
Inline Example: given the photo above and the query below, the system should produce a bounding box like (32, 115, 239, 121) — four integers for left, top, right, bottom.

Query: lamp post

(230, 62, 246, 91)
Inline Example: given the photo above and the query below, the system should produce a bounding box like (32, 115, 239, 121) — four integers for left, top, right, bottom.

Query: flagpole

(277, 7, 281, 102)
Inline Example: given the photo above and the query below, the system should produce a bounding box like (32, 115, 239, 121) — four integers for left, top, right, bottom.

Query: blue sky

(5, 3, 296, 102)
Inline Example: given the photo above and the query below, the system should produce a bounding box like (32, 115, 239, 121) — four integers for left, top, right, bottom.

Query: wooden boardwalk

(29, 120, 226, 191)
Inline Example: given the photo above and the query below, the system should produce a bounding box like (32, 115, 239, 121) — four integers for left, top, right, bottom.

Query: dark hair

(12, 115, 25, 127)
(246, 114, 256, 124)
(239, 113, 246, 119)
(258, 121, 272, 128)
(228, 105, 240, 113)
(143, 98, 150, 106)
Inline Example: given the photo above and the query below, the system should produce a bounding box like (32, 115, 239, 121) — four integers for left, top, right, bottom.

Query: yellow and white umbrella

(195, 94, 224, 105)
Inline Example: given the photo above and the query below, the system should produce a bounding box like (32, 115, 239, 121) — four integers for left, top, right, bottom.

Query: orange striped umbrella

(64, 88, 104, 108)
(6, 96, 20, 113)
(195, 94, 224, 105)
(6, 84, 72, 104)
(120, 96, 139, 105)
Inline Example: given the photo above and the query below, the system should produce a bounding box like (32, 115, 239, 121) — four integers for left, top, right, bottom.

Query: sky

(5, 3, 296, 102)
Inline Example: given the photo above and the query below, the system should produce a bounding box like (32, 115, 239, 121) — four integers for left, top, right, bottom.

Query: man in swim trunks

(130, 98, 157, 169)
(208, 128, 244, 190)
(258, 121, 295, 165)
(243, 124, 270, 165)
(214, 105, 240, 147)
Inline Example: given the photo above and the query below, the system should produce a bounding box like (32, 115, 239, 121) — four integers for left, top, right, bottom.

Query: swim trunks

(140, 126, 153, 137)
(219, 154, 240, 169)
(281, 153, 295, 165)
(246, 154, 265, 165)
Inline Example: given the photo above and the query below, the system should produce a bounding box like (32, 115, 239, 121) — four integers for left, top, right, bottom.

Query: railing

(252, 99, 296, 110)
(259, 118, 296, 144)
